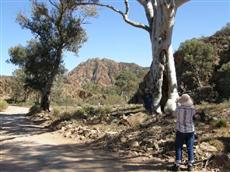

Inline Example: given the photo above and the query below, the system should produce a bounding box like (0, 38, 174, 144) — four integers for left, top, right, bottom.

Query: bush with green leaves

(176, 39, 215, 91)
(83, 105, 111, 117)
(115, 69, 140, 97)
(210, 119, 227, 128)
(216, 62, 230, 99)
(28, 104, 41, 116)
(0, 99, 8, 111)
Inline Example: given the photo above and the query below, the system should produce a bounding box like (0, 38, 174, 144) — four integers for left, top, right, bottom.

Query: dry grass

(196, 101, 230, 115)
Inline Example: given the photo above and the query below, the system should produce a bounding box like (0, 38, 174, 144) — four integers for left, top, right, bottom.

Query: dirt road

(0, 106, 166, 172)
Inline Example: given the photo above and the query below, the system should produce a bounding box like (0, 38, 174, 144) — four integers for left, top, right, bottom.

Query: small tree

(9, 0, 95, 111)
(115, 69, 139, 97)
(10, 69, 28, 102)
(176, 39, 215, 91)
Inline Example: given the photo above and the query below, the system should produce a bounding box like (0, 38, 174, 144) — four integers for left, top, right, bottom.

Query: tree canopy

(9, 0, 95, 110)
(176, 39, 215, 90)
(175, 23, 230, 102)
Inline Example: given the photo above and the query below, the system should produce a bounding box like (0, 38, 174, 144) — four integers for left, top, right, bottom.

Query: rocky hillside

(62, 58, 148, 102)
(0, 58, 147, 103)
(66, 58, 147, 88)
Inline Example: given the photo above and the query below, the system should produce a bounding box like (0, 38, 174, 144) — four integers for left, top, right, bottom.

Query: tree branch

(48, 0, 60, 10)
(75, 1, 150, 32)
(175, 0, 190, 8)
(137, 0, 154, 26)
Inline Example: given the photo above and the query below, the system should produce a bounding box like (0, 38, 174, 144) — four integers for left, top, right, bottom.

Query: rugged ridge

(66, 58, 146, 88)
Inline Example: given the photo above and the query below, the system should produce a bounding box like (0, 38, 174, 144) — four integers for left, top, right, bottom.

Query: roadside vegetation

(0, 99, 8, 111)
(28, 100, 230, 171)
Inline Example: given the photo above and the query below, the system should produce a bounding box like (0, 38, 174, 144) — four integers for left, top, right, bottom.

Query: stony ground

(0, 106, 174, 172)
(1, 103, 230, 172)
(29, 102, 230, 172)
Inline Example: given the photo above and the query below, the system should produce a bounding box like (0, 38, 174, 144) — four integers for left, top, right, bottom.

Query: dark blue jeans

(175, 131, 194, 165)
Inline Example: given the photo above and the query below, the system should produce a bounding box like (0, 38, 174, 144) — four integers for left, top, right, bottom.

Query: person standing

(172, 94, 196, 171)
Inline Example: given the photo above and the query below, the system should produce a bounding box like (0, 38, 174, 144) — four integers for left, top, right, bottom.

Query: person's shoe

(171, 164, 180, 171)
(188, 165, 193, 171)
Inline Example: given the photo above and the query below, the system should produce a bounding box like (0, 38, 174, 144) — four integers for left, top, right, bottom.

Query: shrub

(52, 106, 62, 117)
(210, 119, 227, 128)
(103, 95, 126, 105)
(216, 62, 230, 100)
(0, 99, 8, 111)
(83, 105, 112, 116)
(72, 108, 86, 119)
(176, 39, 215, 91)
(59, 112, 72, 121)
(28, 104, 41, 116)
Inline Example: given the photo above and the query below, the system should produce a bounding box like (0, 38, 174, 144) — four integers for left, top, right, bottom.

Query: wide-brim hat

(177, 94, 194, 107)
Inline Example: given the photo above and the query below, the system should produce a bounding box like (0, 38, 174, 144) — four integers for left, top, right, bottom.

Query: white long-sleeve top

(175, 105, 196, 133)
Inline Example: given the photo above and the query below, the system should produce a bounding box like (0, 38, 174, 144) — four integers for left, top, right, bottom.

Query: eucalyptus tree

(9, 0, 95, 111)
(76, 0, 190, 113)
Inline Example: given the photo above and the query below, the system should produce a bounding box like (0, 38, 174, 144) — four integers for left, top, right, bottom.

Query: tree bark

(149, 0, 179, 114)
(77, 0, 190, 113)
(40, 48, 62, 112)
(40, 90, 51, 111)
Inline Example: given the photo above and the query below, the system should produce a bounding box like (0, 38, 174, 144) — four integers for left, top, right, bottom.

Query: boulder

(130, 140, 139, 148)
(126, 112, 149, 127)
(199, 142, 218, 152)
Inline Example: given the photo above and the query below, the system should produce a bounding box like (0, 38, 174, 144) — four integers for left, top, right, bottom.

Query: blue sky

(0, 0, 229, 76)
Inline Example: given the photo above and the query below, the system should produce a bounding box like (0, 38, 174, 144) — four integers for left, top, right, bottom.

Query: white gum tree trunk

(78, 0, 190, 113)
(150, 0, 179, 113)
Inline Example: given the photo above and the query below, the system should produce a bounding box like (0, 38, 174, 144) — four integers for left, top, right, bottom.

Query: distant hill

(62, 58, 148, 101)
(66, 58, 147, 88)
(1, 58, 147, 102)
(1, 59, 149, 105)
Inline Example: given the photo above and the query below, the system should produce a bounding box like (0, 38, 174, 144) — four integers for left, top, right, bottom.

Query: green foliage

(216, 62, 230, 99)
(51, 73, 66, 104)
(9, 69, 32, 102)
(210, 119, 227, 128)
(72, 108, 86, 119)
(9, 0, 95, 110)
(0, 99, 8, 111)
(16, 1, 89, 54)
(28, 103, 41, 116)
(115, 69, 140, 97)
(82, 83, 103, 95)
(102, 94, 126, 105)
(177, 39, 215, 90)
(53, 106, 62, 117)
(83, 105, 111, 116)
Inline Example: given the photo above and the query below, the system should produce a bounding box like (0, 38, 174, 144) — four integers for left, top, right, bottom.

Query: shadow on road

(0, 110, 169, 172)
(0, 113, 50, 138)
(0, 141, 169, 172)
